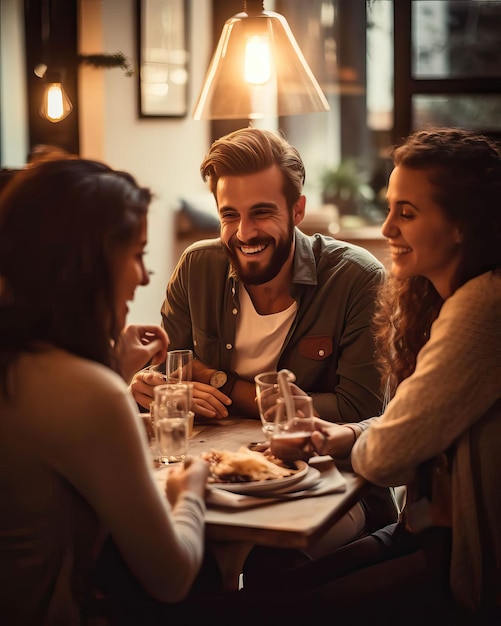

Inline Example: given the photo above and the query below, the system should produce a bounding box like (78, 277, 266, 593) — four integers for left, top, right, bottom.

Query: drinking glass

(139, 411, 158, 457)
(166, 349, 193, 383)
(270, 395, 315, 462)
(254, 370, 297, 443)
(153, 383, 190, 465)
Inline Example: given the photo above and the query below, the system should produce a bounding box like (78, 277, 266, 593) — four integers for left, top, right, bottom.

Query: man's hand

(191, 382, 232, 419)
(130, 370, 233, 416)
(190, 358, 234, 419)
(115, 325, 169, 384)
(191, 358, 216, 386)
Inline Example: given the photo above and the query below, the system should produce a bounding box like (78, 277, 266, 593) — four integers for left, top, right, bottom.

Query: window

(276, 0, 392, 227)
(394, 0, 501, 140)
(210, 0, 501, 228)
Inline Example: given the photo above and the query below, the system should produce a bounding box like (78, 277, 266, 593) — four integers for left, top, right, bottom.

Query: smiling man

(130, 127, 397, 545)
(143, 127, 387, 427)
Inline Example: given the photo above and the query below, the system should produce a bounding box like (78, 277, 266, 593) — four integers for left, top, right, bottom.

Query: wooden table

(160, 417, 369, 590)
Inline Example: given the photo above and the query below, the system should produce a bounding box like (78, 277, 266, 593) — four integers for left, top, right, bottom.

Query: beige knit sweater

(352, 271, 501, 609)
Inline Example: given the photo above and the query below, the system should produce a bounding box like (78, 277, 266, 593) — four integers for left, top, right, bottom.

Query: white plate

(210, 460, 309, 495)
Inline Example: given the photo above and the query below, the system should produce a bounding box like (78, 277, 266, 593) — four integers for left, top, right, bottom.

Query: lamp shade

(193, 3, 330, 120)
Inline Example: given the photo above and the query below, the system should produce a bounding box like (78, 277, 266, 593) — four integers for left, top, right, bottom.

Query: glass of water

(166, 349, 193, 383)
(153, 383, 190, 465)
(254, 370, 297, 442)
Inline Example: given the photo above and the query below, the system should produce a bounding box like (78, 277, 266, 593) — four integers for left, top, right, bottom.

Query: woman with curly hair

(270, 128, 501, 624)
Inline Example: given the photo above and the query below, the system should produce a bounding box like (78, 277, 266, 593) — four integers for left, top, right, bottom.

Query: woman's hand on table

(270, 417, 360, 462)
(165, 456, 210, 506)
(116, 324, 169, 385)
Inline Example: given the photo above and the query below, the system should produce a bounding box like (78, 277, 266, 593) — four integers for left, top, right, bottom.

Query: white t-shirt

(231, 286, 297, 380)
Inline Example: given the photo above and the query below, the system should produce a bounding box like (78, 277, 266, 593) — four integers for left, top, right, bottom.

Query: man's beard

(224, 223, 294, 286)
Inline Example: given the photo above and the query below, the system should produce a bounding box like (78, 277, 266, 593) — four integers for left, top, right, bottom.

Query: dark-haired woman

(0, 160, 209, 625)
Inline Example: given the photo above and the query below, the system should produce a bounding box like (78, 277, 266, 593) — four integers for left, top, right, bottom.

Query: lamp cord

(40, 0, 51, 65)
(244, 1, 264, 17)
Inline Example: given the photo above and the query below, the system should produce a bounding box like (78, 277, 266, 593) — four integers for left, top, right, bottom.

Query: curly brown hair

(373, 128, 501, 398)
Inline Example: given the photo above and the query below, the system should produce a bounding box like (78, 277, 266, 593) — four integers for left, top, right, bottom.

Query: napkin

(206, 457, 346, 509)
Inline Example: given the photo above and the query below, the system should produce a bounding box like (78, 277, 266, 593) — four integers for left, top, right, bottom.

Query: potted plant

(320, 159, 364, 216)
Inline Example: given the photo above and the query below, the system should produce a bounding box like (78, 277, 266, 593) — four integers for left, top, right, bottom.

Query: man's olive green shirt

(161, 228, 385, 423)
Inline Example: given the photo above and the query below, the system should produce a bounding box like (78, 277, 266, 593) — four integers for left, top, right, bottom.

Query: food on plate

(201, 447, 298, 483)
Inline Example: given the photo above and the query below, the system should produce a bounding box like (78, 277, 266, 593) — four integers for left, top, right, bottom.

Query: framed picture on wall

(137, 0, 189, 117)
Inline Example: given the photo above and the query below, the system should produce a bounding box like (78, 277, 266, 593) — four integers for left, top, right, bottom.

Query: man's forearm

(192, 359, 259, 419)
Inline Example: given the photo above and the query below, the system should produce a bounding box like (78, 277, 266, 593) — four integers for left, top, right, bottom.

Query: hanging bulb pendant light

(39, 70, 73, 123)
(193, 0, 330, 120)
(37, 0, 73, 124)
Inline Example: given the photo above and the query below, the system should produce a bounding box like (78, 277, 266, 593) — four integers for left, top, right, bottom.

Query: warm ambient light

(245, 36, 271, 84)
(36, 55, 132, 124)
(39, 71, 73, 123)
(193, 0, 330, 120)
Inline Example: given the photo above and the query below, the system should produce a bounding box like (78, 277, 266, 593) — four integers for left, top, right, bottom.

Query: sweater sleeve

(36, 359, 208, 604)
(351, 272, 501, 487)
(171, 492, 206, 561)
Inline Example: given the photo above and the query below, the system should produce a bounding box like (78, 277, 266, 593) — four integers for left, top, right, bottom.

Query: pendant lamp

(39, 69, 73, 123)
(193, 0, 330, 120)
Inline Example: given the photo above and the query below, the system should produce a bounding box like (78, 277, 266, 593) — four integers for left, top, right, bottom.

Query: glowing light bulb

(244, 36, 272, 84)
(47, 84, 65, 120)
(39, 80, 73, 123)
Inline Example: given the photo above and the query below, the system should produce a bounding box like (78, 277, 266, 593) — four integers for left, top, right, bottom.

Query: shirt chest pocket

(192, 326, 222, 364)
(298, 336, 333, 361)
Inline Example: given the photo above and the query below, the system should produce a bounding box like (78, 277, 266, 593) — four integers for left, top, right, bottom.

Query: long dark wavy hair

(0, 159, 151, 396)
(373, 128, 501, 399)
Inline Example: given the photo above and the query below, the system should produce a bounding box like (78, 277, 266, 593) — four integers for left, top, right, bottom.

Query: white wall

(79, 0, 213, 325)
(0, 0, 28, 167)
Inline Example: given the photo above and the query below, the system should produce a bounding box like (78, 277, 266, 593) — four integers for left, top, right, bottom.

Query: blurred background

(2, 0, 500, 323)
